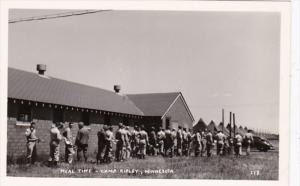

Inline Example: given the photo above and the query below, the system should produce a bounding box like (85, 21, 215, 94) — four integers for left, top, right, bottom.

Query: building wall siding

(163, 96, 193, 130)
(7, 103, 141, 161)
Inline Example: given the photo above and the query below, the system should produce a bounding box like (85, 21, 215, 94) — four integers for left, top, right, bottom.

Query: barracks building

(7, 65, 194, 157)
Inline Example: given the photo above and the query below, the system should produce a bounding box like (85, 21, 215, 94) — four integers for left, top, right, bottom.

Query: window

(17, 104, 32, 122)
(53, 109, 64, 123)
(166, 117, 171, 129)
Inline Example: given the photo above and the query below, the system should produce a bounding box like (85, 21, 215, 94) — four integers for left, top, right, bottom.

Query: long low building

(7, 65, 194, 157)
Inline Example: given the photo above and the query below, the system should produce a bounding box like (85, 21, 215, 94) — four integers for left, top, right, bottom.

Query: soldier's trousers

(104, 142, 113, 163)
(217, 143, 224, 155)
(77, 143, 88, 162)
(245, 143, 251, 155)
(139, 140, 146, 158)
(97, 145, 106, 163)
(201, 141, 206, 157)
(234, 145, 242, 156)
(123, 143, 131, 160)
(115, 142, 124, 161)
(177, 140, 182, 156)
(49, 142, 60, 163)
(206, 143, 212, 157)
(158, 140, 164, 155)
(194, 142, 201, 157)
(26, 142, 37, 164)
(65, 144, 75, 164)
(182, 141, 189, 156)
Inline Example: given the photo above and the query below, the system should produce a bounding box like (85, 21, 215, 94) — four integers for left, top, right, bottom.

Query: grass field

(7, 140, 279, 180)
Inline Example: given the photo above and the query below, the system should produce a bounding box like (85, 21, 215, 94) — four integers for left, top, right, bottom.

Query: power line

(9, 9, 112, 24)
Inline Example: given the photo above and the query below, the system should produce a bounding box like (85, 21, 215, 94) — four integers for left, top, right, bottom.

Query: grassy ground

(7, 141, 279, 180)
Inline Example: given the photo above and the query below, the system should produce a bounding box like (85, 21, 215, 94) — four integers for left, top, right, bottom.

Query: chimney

(37, 64, 46, 75)
(114, 85, 121, 93)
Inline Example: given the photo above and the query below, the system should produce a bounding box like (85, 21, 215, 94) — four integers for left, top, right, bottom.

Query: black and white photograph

(0, 1, 292, 185)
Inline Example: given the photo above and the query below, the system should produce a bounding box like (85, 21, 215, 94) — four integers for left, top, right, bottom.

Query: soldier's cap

(103, 125, 108, 130)
(118, 123, 124, 127)
(69, 122, 74, 125)
(125, 126, 129, 130)
(30, 122, 36, 125)
(178, 126, 182, 129)
(78, 122, 84, 126)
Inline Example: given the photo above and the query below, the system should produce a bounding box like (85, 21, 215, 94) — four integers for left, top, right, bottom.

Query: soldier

(176, 126, 183, 156)
(124, 126, 131, 160)
(164, 127, 172, 157)
(234, 133, 243, 157)
(215, 130, 226, 155)
(115, 123, 125, 162)
(48, 122, 63, 167)
(244, 130, 254, 155)
(200, 130, 206, 157)
(138, 125, 148, 159)
(157, 127, 165, 156)
(182, 128, 189, 156)
(187, 129, 193, 156)
(75, 122, 90, 162)
(193, 131, 201, 157)
(206, 130, 213, 157)
(148, 127, 157, 156)
(170, 128, 177, 158)
(130, 125, 139, 158)
(25, 122, 40, 165)
(96, 125, 107, 164)
(63, 122, 75, 164)
(104, 126, 114, 163)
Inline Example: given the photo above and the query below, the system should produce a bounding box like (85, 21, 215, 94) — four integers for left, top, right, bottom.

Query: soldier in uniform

(200, 131, 206, 157)
(164, 127, 172, 157)
(157, 127, 165, 156)
(187, 129, 193, 156)
(148, 127, 157, 156)
(25, 122, 40, 165)
(193, 131, 201, 157)
(215, 130, 226, 156)
(75, 122, 90, 162)
(244, 130, 254, 155)
(170, 128, 177, 158)
(206, 130, 213, 157)
(182, 128, 189, 156)
(138, 125, 148, 159)
(63, 122, 75, 164)
(96, 125, 107, 164)
(176, 126, 183, 156)
(104, 126, 114, 163)
(115, 123, 125, 162)
(48, 122, 63, 167)
(124, 126, 131, 160)
(234, 132, 243, 157)
(130, 125, 139, 158)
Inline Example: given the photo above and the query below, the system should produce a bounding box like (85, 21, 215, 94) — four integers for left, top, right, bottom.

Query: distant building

(7, 66, 194, 157)
(207, 120, 218, 133)
(193, 118, 207, 132)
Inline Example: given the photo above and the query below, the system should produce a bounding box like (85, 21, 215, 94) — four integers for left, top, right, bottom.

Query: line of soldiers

(25, 121, 254, 166)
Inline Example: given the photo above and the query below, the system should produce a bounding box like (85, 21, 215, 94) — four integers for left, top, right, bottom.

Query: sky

(8, 9, 280, 133)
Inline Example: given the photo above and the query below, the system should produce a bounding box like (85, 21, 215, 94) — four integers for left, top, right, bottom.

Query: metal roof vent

(114, 85, 121, 93)
(37, 64, 46, 75)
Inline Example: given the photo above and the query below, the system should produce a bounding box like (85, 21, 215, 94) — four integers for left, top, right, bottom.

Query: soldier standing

(138, 125, 148, 159)
(75, 122, 90, 162)
(193, 131, 201, 157)
(104, 126, 114, 163)
(96, 125, 107, 164)
(115, 123, 125, 162)
(200, 131, 206, 157)
(244, 130, 254, 155)
(63, 122, 75, 164)
(48, 122, 63, 167)
(124, 126, 132, 160)
(187, 129, 193, 156)
(206, 130, 213, 157)
(182, 128, 189, 156)
(157, 127, 165, 156)
(148, 127, 157, 156)
(164, 127, 172, 157)
(170, 128, 177, 158)
(234, 133, 243, 157)
(130, 125, 139, 158)
(216, 130, 226, 155)
(176, 126, 183, 156)
(25, 122, 40, 165)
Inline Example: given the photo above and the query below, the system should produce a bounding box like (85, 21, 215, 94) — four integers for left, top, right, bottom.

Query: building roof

(207, 120, 218, 133)
(8, 68, 143, 116)
(193, 118, 207, 132)
(127, 92, 194, 121)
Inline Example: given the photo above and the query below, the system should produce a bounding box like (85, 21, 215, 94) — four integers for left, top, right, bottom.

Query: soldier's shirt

(25, 128, 38, 142)
(216, 133, 226, 144)
(244, 133, 253, 143)
(235, 134, 243, 145)
(50, 127, 62, 143)
(194, 132, 201, 143)
(64, 127, 73, 145)
(176, 130, 183, 141)
(206, 133, 213, 144)
(76, 127, 90, 145)
(157, 131, 165, 140)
